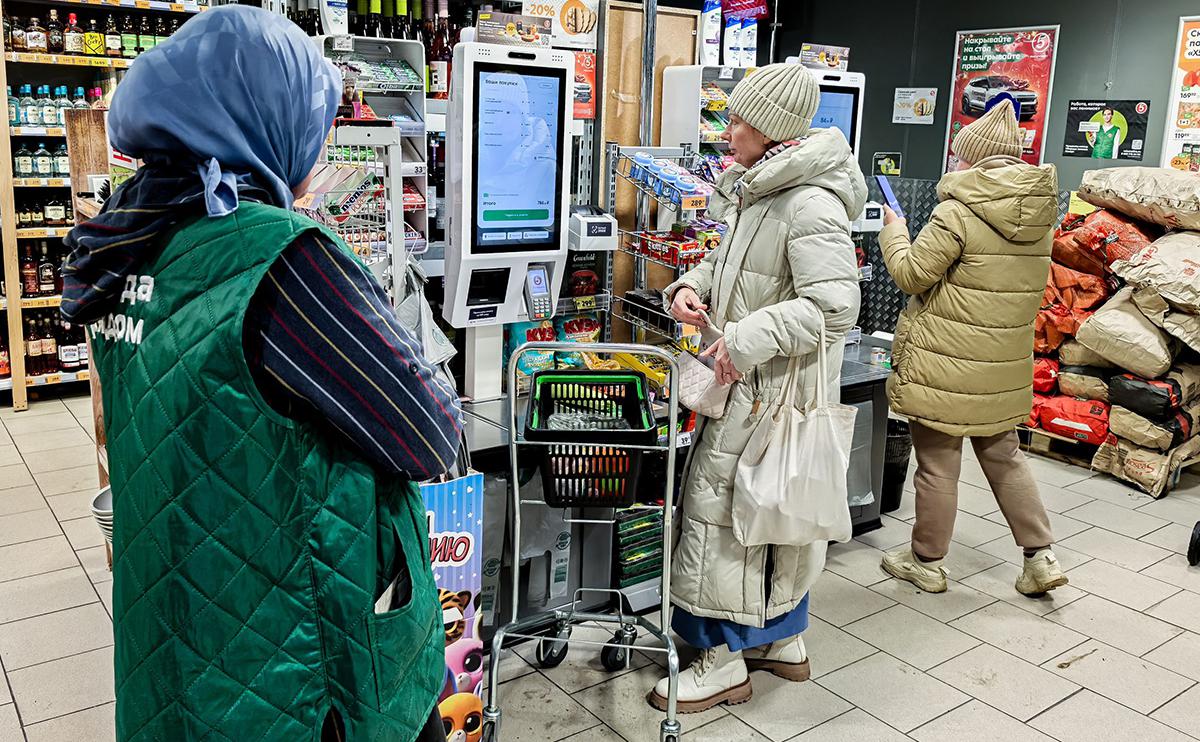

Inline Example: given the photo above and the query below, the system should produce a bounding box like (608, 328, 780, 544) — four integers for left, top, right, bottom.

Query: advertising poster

(521, 0, 598, 49)
(423, 473, 485, 707)
(476, 11, 553, 47)
(893, 87, 937, 125)
(573, 51, 596, 120)
(1062, 100, 1150, 160)
(798, 42, 850, 72)
(1161, 16, 1200, 170)
(872, 152, 902, 176)
(943, 26, 1060, 173)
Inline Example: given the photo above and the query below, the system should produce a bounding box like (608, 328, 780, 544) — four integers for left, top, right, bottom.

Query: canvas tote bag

(732, 320, 857, 546)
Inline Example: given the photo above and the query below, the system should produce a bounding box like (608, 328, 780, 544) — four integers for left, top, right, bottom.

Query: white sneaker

(744, 634, 811, 681)
(881, 548, 948, 593)
(1016, 548, 1069, 596)
(647, 645, 751, 714)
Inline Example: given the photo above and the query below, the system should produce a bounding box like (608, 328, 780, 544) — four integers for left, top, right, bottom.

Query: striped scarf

(733, 139, 803, 201)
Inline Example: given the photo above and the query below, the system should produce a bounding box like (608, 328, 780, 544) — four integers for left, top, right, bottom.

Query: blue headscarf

(62, 5, 341, 323)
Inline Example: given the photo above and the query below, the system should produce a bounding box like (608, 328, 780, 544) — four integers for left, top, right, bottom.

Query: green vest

(1092, 124, 1119, 159)
(91, 202, 443, 742)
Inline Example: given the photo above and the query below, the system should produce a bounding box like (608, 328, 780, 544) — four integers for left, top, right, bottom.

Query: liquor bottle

(6, 85, 16, 126)
(153, 16, 167, 47)
(33, 142, 52, 176)
(63, 13, 84, 55)
(365, 0, 381, 36)
(10, 16, 25, 52)
(53, 143, 70, 176)
(169, 18, 180, 37)
(90, 87, 106, 110)
(29, 200, 44, 227)
(394, 0, 411, 39)
(120, 14, 138, 58)
(411, 0, 425, 50)
(37, 243, 56, 294)
(428, 7, 450, 100)
(20, 244, 38, 297)
(76, 324, 88, 369)
(24, 318, 43, 377)
(17, 202, 30, 228)
(56, 87, 71, 126)
(45, 197, 66, 226)
(380, 0, 394, 38)
(105, 14, 122, 57)
(83, 18, 105, 56)
(58, 321, 79, 371)
(72, 87, 88, 110)
(18, 85, 34, 124)
(2, 13, 10, 51)
(40, 318, 59, 374)
(23, 86, 39, 126)
(25, 17, 47, 54)
(0, 329, 10, 380)
(13, 142, 33, 177)
(40, 86, 57, 127)
(138, 15, 153, 53)
(46, 9, 64, 54)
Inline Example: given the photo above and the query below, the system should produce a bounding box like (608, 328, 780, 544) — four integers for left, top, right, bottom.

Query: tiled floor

(2, 396, 1200, 741)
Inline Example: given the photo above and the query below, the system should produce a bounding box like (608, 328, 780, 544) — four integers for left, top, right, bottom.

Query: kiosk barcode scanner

(442, 42, 575, 400)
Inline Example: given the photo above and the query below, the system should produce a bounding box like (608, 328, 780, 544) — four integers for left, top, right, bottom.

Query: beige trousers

(909, 422, 1054, 560)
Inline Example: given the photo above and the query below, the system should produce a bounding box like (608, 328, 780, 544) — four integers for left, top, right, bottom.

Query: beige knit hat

(727, 63, 821, 142)
(951, 98, 1023, 164)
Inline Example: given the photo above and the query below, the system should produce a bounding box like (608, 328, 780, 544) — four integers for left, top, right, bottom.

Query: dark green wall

(774, 0, 1195, 188)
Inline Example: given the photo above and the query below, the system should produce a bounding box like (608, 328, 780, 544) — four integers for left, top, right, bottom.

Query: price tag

(78, 370, 90, 381)
(89, 0, 103, 4)
(170, 2, 185, 9)
(44, 374, 62, 385)
(49, 178, 65, 186)
(136, 0, 151, 8)
(680, 195, 707, 211)
(573, 295, 597, 311)
(47, 128, 63, 137)
(412, 164, 426, 176)
(718, 66, 735, 80)
(331, 35, 354, 52)
(293, 193, 316, 209)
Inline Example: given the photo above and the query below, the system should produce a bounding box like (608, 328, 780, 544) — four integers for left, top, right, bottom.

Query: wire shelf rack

(618, 230, 712, 273)
(613, 153, 709, 214)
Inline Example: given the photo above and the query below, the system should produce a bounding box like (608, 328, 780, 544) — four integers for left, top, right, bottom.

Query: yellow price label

(44, 374, 62, 385)
(573, 295, 597, 311)
(293, 193, 316, 209)
(47, 128, 64, 136)
(78, 370, 90, 381)
(136, 0, 151, 8)
(170, 3, 185, 10)
(680, 195, 707, 211)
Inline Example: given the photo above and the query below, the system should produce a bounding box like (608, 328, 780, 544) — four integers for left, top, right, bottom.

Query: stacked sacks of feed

(1074, 167, 1200, 496)
(1057, 340, 1117, 402)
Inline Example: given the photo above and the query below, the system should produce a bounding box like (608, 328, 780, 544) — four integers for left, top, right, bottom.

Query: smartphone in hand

(876, 174, 905, 219)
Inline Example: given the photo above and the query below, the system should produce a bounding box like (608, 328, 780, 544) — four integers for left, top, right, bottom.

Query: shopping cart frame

(481, 341, 682, 742)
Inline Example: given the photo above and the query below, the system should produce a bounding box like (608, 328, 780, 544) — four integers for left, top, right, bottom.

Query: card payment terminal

(525, 265, 553, 320)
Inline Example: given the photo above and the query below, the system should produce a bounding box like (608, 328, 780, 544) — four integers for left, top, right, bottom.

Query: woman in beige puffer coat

(647, 63, 866, 715)
(878, 97, 1068, 598)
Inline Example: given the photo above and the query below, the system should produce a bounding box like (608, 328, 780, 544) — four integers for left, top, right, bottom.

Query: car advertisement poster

(1161, 16, 1200, 170)
(943, 26, 1060, 173)
(893, 87, 937, 125)
(1063, 100, 1150, 160)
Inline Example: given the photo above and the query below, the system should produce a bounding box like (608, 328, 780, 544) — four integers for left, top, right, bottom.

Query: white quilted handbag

(677, 310, 732, 419)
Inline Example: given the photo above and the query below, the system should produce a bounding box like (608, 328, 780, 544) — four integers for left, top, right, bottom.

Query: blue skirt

(671, 594, 809, 652)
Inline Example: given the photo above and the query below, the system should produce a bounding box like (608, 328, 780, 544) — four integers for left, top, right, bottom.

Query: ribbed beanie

(726, 63, 821, 142)
(951, 99, 1023, 163)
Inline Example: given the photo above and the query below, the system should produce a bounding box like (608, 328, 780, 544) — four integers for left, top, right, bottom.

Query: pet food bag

(1028, 393, 1050, 429)
(1039, 396, 1110, 445)
(1132, 287, 1200, 352)
(1033, 358, 1060, 394)
(1058, 365, 1114, 402)
(1059, 339, 1115, 368)
(1092, 433, 1200, 499)
(1076, 287, 1176, 379)
(1053, 209, 1159, 274)
(1110, 402, 1200, 452)
(1079, 167, 1200, 231)
(1108, 363, 1200, 421)
(1112, 232, 1200, 315)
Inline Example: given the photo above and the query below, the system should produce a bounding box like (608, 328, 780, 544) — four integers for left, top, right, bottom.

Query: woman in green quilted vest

(60, 6, 462, 741)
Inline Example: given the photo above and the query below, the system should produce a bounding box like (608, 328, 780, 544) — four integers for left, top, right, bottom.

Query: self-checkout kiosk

(442, 42, 575, 400)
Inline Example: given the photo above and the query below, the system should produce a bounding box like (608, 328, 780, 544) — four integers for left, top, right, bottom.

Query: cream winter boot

(647, 645, 751, 714)
(744, 634, 811, 681)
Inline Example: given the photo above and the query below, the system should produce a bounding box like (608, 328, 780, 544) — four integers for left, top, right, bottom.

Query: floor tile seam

(807, 661, 931, 738)
(1058, 502, 1171, 538)
(541, 656, 651, 696)
(1, 634, 116, 674)
(0, 520, 78, 551)
(1023, 686, 1086, 740)
(551, 720, 618, 742)
(1027, 616, 1198, 678)
(1145, 679, 1199, 718)
(0, 654, 28, 742)
(0, 596, 105, 630)
(16, 699, 114, 733)
(0, 562, 80, 589)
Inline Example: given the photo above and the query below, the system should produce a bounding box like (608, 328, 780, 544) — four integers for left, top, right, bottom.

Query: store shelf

(615, 161, 707, 214)
(21, 295, 62, 309)
(10, 126, 65, 137)
(618, 232, 710, 274)
(24, 369, 90, 387)
(557, 291, 611, 315)
(4, 52, 131, 69)
(0, 378, 11, 391)
(14, 0, 203, 13)
(613, 299, 685, 341)
(16, 227, 70, 239)
(12, 177, 71, 188)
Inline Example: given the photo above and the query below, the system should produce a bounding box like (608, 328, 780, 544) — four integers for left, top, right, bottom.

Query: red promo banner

(943, 26, 1060, 173)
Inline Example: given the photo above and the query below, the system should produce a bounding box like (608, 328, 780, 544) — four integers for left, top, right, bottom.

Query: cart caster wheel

(481, 724, 496, 742)
(1189, 521, 1200, 567)
(601, 628, 637, 672)
(536, 626, 571, 669)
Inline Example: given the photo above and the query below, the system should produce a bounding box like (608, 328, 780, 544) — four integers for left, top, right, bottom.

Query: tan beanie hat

(726, 63, 821, 142)
(951, 98, 1023, 163)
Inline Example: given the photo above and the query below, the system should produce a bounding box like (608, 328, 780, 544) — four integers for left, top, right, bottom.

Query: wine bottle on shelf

(121, 14, 137, 59)
(138, 15, 153, 53)
(394, 0, 411, 39)
(365, 0, 381, 37)
(20, 245, 39, 297)
(40, 318, 59, 374)
(63, 13, 84, 55)
(352, 0, 366, 35)
(83, 18, 105, 56)
(76, 325, 88, 369)
(104, 14, 122, 57)
(381, 0, 394, 39)
(25, 318, 43, 377)
(428, 5, 450, 100)
(46, 9, 63, 54)
(37, 243, 56, 295)
(25, 17, 47, 54)
(0, 329, 10, 381)
(59, 321, 80, 372)
(10, 16, 26, 52)
(153, 16, 167, 47)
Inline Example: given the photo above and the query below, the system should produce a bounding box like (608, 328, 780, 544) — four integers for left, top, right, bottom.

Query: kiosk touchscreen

(811, 70, 865, 156)
(443, 43, 574, 328)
